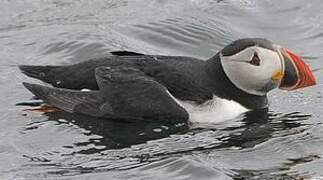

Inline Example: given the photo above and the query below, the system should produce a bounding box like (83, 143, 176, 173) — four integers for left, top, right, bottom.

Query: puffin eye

(249, 52, 260, 66)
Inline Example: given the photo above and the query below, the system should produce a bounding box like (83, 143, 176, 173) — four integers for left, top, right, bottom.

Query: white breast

(170, 93, 249, 123)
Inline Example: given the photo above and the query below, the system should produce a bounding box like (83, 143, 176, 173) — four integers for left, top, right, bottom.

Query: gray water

(1, 0, 323, 179)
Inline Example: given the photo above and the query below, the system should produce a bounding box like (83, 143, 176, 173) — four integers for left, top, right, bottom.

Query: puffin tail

(19, 65, 60, 83)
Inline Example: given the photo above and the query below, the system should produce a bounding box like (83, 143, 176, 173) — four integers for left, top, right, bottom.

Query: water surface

(0, 0, 322, 179)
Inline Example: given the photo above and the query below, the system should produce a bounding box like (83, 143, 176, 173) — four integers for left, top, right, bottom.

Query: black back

(20, 38, 273, 110)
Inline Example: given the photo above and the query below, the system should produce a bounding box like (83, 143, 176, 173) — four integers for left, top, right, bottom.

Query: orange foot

(24, 105, 62, 113)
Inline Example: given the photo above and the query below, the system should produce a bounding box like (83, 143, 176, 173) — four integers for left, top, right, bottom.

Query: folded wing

(22, 82, 110, 117)
(22, 66, 189, 122)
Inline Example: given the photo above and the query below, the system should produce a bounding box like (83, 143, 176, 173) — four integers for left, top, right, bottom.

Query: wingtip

(19, 65, 34, 73)
(22, 82, 40, 95)
(19, 65, 29, 70)
(19, 65, 59, 83)
(19, 65, 43, 79)
(18, 65, 28, 71)
(22, 82, 49, 100)
(22, 82, 34, 90)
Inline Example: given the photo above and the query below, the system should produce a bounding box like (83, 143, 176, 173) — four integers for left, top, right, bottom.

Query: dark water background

(1, 0, 323, 179)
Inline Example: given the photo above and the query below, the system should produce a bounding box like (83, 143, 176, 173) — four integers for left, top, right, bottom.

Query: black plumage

(20, 38, 273, 122)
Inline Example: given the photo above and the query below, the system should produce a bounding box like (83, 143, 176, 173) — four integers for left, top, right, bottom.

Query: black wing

(20, 54, 212, 104)
(93, 66, 189, 122)
(19, 57, 114, 90)
(19, 51, 145, 90)
(22, 66, 189, 122)
(22, 82, 111, 117)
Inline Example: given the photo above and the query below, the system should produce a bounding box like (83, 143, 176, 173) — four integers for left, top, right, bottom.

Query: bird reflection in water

(44, 111, 190, 152)
(216, 109, 311, 149)
(40, 108, 311, 154)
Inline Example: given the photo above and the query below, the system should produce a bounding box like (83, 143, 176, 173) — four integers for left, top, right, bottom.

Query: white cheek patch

(221, 46, 282, 96)
(260, 48, 283, 77)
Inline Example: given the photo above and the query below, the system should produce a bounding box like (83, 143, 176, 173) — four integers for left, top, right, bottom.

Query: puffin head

(220, 38, 316, 96)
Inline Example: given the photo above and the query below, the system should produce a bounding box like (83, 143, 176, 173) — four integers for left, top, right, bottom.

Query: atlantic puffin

(20, 38, 316, 123)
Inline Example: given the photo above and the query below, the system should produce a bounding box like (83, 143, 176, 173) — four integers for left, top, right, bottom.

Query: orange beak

(278, 48, 316, 90)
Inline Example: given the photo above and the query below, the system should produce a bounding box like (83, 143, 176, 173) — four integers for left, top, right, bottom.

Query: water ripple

(1, 0, 323, 179)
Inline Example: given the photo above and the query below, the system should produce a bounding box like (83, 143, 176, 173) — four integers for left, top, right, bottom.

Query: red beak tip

(308, 76, 317, 86)
(284, 49, 317, 90)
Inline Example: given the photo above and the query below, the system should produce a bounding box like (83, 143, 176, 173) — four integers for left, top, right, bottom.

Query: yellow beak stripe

(272, 70, 284, 81)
